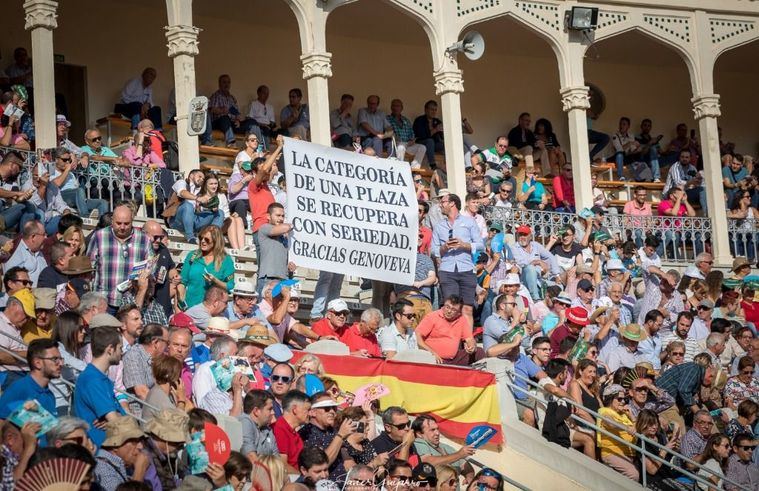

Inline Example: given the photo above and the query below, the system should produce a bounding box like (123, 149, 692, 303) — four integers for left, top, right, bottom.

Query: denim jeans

(361, 136, 385, 156)
(171, 200, 223, 241)
(114, 101, 162, 130)
(417, 137, 445, 167)
(686, 187, 707, 214)
(587, 129, 610, 160)
(614, 152, 626, 180)
(310, 271, 345, 319)
(61, 188, 108, 217)
(520, 264, 542, 301)
(644, 146, 661, 180)
(1, 202, 37, 232)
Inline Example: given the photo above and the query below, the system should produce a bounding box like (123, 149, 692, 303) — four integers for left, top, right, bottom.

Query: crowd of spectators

(0, 53, 757, 491)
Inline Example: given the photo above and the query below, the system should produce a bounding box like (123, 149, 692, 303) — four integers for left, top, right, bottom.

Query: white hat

(232, 281, 258, 297)
(206, 317, 239, 341)
(290, 288, 301, 299)
(606, 259, 624, 271)
(504, 273, 521, 286)
(56, 114, 71, 127)
(327, 299, 349, 313)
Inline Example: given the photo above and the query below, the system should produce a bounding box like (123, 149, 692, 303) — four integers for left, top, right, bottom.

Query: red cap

(565, 306, 589, 326)
(169, 312, 200, 334)
(516, 225, 532, 235)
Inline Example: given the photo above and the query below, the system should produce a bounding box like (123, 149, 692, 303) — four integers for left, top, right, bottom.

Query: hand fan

(16, 458, 91, 491)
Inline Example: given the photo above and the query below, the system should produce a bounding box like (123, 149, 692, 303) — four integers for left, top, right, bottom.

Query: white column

(165, 24, 200, 175)
(434, 68, 466, 199)
(301, 52, 332, 147)
(692, 94, 730, 265)
(560, 86, 594, 210)
(23, 0, 58, 150)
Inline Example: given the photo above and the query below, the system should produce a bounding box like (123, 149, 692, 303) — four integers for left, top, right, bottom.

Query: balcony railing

(485, 206, 718, 264)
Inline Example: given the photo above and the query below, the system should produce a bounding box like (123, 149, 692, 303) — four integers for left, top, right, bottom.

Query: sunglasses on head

(271, 375, 292, 384)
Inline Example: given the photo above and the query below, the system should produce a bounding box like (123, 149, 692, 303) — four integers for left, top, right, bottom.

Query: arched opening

(326, 0, 434, 155)
(584, 30, 694, 177)
(714, 40, 759, 157)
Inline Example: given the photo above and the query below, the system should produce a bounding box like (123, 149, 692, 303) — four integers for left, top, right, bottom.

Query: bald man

(87, 204, 151, 310)
(143, 220, 176, 317)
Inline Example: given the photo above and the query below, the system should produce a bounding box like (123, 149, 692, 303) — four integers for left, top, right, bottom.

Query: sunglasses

(12, 279, 32, 287)
(633, 386, 649, 393)
(331, 311, 349, 317)
(739, 444, 758, 451)
(388, 421, 410, 430)
(402, 313, 416, 320)
(615, 397, 629, 404)
(271, 375, 292, 384)
(200, 237, 213, 244)
(319, 406, 337, 413)
(60, 157, 72, 163)
(152, 234, 165, 241)
(670, 351, 685, 357)
(90, 136, 102, 142)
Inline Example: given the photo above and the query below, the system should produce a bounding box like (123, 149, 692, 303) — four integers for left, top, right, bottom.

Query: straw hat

(102, 415, 145, 447)
(145, 409, 190, 443)
(619, 323, 648, 343)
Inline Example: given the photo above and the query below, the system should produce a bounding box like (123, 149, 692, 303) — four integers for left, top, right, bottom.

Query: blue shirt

(482, 313, 510, 355)
(431, 213, 484, 272)
(637, 332, 662, 370)
(513, 353, 541, 401)
(225, 302, 272, 335)
(191, 344, 211, 367)
(72, 364, 125, 448)
(0, 374, 57, 419)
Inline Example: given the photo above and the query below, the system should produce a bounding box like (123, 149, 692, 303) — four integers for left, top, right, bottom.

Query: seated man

(611, 117, 641, 181)
(415, 295, 482, 366)
(80, 127, 129, 202)
(507, 112, 549, 175)
(412, 414, 474, 480)
(209, 74, 260, 147)
(634, 118, 663, 182)
(51, 147, 107, 219)
(511, 225, 560, 301)
(170, 169, 222, 243)
(413, 100, 444, 169)
(357, 95, 391, 156)
(339, 308, 382, 357)
(661, 123, 699, 166)
(473, 136, 515, 170)
(280, 88, 309, 140)
(386, 99, 426, 168)
(248, 85, 278, 143)
(329, 93, 355, 149)
(0, 151, 38, 232)
(114, 67, 162, 130)
(663, 149, 706, 213)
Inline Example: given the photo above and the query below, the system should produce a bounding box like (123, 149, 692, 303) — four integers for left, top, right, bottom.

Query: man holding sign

(431, 193, 484, 328)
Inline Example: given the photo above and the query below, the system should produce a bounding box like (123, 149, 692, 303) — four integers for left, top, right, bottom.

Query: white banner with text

(284, 138, 418, 285)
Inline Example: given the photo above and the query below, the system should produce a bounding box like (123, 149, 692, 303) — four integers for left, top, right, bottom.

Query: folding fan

(16, 458, 91, 491)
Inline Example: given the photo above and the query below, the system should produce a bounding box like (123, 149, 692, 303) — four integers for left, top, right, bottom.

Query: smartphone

(667, 422, 676, 434)
(355, 422, 366, 433)
(448, 229, 454, 240)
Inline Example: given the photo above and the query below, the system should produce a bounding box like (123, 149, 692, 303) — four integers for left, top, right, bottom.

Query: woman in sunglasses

(465, 468, 502, 491)
(434, 465, 459, 491)
(598, 384, 638, 481)
(178, 224, 234, 309)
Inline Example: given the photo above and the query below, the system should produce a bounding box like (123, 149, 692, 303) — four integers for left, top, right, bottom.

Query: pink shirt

(657, 199, 686, 228)
(623, 201, 652, 217)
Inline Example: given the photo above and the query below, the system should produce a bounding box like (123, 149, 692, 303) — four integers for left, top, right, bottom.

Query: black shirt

(299, 423, 346, 482)
(152, 245, 176, 318)
(371, 431, 419, 465)
(37, 265, 69, 289)
(413, 115, 443, 141)
(507, 125, 536, 149)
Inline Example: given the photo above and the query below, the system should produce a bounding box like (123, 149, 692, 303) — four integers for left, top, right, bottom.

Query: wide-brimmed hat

(555, 293, 572, 305)
(602, 384, 626, 398)
(240, 325, 278, 347)
(102, 415, 145, 447)
(207, 317, 238, 341)
(619, 323, 648, 342)
(732, 256, 751, 272)
(589, 306, 609, 323)
(232, 280, 258, 297)
(606, 259, 624, 271)
(32, 288, 56, 311)
(62, 256, 94, 276)
(566, 306, 589, 326)
(55, 114, 71, 127)
(145, 409, 190, 443)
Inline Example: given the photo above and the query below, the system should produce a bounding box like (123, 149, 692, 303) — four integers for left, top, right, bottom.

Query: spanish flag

(294, 352, 503, 445)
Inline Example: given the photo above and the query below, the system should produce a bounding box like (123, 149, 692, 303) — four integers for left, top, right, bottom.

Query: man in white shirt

(4, 220, 46, 286)
(248, 85, 278, 143)
(114, 67, 162, 130)
(378, 300, 418, 359)
(611, 116, 640, 181)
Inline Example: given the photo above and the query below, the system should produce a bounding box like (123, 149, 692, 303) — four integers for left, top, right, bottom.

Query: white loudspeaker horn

(447, 31, 485, 61)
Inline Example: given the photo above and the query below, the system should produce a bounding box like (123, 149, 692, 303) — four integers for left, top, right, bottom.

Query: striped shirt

(87, 227, 151, 306)
(209, 90, 239, 121)
(386, 115, 415, 143)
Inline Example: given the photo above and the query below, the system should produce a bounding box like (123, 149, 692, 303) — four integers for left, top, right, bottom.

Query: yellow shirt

(597, 407, 636, 458)
(20, 318, 56, 344)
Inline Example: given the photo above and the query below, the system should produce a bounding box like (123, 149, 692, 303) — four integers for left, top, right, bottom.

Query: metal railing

(0, 329, 158, 423)
(728, 217, 759, 263)
(500, 368, 748, 491)
(486, 206, 718, 264)
(0, 146, 183, 220)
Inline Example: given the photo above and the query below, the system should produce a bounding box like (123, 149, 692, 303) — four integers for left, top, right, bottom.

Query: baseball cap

(504, 273, 521, 286)
(489, 222, 503, 233)
(169, 312, 200, 334)
(11, 289, 35, 317)
(32, 288, 56, 311)
(67, 277, 90, 300)
(412, 462, 438, 486)
(516, 225, 531, 235)
(264, 343, 293, 363)
(90, 313, 122, 329)
(577, 279, 594, 292)
(240, 161, 252, 172)
(327, 299, 349, 313)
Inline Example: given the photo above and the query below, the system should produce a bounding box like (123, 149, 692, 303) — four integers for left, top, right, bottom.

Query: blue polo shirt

(512, 354, 541, 401)
(0, 374, 57, 419)
(72, 364, 125, 448)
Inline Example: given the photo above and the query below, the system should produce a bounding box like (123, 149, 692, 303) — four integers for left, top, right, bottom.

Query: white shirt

(5, 240, 47, 286)
(689, 318, 711, 342)
(0, 312, 25, 372)
(120, 77, 153, 105)
(192, 360, 216, 405)
(248, 100, 275, 126)
(377, 323, 418, 356)
(172, 179, 200, 197)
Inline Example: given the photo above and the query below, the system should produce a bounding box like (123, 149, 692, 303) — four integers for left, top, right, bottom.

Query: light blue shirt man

(431, 211, 484, 272)
(5, 232, 47, 286)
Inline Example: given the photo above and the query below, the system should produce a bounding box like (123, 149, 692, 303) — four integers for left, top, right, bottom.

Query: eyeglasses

(670, 351, 685, 357)
(587, 350, 598, 355)
(39, 356, 64, 364)
(60, 157, 72, 163)
(12, 279, 32, 287)
(247, 138, 258, 142)
(388, 421, 410, 430)
(90, 136, 102, 143)
(271, 375, 292, 384)
(288, 298, 300, 303)
(151, 234, 165, 241)
(741, 369, 755, 375)
(331, 311, 349, 317)
(633, 386, 649, 393)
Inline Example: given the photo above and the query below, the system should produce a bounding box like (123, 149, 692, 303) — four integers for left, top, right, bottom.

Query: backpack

(631, 160, 653, 182)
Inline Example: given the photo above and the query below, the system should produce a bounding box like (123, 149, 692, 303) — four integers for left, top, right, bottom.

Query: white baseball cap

(327, 299, 349, 313)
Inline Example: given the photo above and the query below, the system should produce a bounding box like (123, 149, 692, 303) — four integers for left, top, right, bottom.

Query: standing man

(115, 67, 162, 130)
(357, 95, 391, 156)
(431, 193, 484, 328)
(273, 390, 312, 470)
(256, 203, 293, 296)
(4, 221, 46, 286)
(371, 406, 419, 466)
(413, 101, 445, 169)
(142, 220, 176, 319)
(122, 324, 169, 419)
(87, 204, 151, 312)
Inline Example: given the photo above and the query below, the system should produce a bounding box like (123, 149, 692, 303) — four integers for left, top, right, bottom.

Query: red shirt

(549, 323, 578, 358)
(415, 309, 473, 360)
(273, 416, 303, 468)
(311, 318, 346, 338)
(248, 180, 274, 232)
(340, 323, 381, 357)
(552, 175, 574, 209)
(742, 300, 759, 326)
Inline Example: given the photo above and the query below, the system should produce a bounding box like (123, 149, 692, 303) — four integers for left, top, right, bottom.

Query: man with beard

(0, 338, 61, 417)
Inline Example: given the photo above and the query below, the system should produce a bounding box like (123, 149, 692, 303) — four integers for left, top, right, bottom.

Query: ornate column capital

(560, 86, 590, 112)
(23, 0, 58, 30)
(165, 25, 201, 58)
(433, 69, 464, 96)
(691, 94, 721, 120)
(301, 52, 332, 80)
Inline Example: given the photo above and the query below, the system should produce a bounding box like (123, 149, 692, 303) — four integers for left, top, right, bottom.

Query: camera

(355, 422, 365, 433)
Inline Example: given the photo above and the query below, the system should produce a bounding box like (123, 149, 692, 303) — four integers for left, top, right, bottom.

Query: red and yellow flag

(294, 352, 503, 445)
